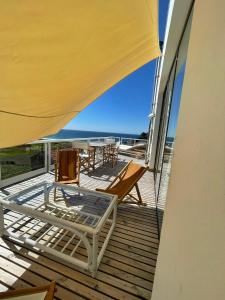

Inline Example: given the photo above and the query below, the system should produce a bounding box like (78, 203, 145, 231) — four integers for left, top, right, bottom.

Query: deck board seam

(1, 239, 151, 299)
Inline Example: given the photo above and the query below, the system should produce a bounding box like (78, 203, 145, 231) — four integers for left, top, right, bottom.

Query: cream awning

(0, 0, 160, 148)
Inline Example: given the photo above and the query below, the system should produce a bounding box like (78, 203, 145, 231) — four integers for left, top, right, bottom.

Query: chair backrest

(115, 141, 120, 148)
(122, 162, 146, 181)
(72, 141, 89, 150)
(104, 138, 115, 144)
(56, 149, 79, 181)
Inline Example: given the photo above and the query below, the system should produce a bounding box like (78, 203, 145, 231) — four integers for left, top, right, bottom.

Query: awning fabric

(0, 0, 160, 148)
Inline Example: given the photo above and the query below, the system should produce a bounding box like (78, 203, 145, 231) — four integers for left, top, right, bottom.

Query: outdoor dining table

(89, 141, 114, 165)
(89, 141, 108, 148)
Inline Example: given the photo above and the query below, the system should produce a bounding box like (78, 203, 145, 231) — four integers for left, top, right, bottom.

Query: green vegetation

(0, 144, 43, 158)
(0, 142, 73, 180)
(0, 144, 45, 180)
(138, 132, 148, 139)
(51, 142, 72, 150)
(0, 149, 29, 158)
(1, 165, 32, 180)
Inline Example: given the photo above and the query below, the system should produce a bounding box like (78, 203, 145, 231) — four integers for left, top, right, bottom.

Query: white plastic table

(0, 181, 117, 277)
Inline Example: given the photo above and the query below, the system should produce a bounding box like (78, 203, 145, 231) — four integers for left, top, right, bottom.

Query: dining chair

(54, 148, 80, 200)
(108, 141, 120, 167)
(72, 141, 95, 173)
(102, 138, 116, 165)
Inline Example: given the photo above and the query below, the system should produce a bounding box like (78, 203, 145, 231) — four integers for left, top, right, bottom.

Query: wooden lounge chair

(54, 148, 80, 199)
(118, 143, 146, 159)
(96, 160, 148, 205)
(0, 281, 56, 300)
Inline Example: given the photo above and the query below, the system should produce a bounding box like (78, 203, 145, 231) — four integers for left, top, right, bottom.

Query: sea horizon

(46, 129, 141, 140)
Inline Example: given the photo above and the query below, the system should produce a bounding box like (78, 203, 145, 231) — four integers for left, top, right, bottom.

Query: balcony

(0, 139, 159, 300)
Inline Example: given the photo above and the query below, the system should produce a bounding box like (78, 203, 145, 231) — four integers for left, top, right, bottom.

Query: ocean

(47, 129, 140, 140)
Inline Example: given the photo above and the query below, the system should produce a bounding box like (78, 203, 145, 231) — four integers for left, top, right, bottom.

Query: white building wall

(151, 1, 225, 299)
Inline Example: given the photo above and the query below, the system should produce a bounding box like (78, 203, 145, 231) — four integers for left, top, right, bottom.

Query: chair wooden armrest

(0, 281, 56, 300)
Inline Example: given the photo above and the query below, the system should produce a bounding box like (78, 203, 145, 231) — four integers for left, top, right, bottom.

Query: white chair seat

(79, 153, 89, 158)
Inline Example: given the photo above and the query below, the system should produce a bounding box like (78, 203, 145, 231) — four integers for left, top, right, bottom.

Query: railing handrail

(120, 137, 147, 142)
(29, 136, 147, 145)
(29, 136, 116, 144)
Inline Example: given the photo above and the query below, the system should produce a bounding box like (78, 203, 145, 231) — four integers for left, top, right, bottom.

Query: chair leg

(135, 184, 143, 205)
(116, 153, 118, 165)
(53, 187, 57, 201)
(88, 159, 90, 174)
(111, 155, 114, 168)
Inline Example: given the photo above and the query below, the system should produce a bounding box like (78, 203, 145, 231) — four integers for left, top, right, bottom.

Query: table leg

(0, 203, 5, 237)
(92, 233, 99, 277)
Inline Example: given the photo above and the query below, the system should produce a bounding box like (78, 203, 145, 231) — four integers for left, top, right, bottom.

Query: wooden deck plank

(1, 213, 155, 298)
(0, 269, 31, 290)
(0, 247, 88, 300)
(3, 211, 158, 261)
(101, 226, 159, 248)
(0, 156, 158, 299)
(1, 219, 154, 293)
(114, 222, 158, 239)
(116, 218, 158, 234)
(0, 239, 151, 300)
(0, 283, 9, 292)
(105, 224, 159, 244)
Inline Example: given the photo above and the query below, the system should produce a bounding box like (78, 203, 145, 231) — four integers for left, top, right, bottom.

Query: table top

(2, 181, 117, 232)
(89, 141, 108, 147)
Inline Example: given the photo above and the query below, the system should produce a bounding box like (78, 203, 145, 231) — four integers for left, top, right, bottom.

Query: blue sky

(65, 0, 170, 135)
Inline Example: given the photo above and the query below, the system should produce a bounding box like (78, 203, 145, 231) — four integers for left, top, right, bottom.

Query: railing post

(47, 142, 51, 172)
(44, 142, 48, 172)
(0, 203, 4, 237)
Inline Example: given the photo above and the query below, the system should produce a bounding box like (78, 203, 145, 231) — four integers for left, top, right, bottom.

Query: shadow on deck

(0, 156, 161, 300)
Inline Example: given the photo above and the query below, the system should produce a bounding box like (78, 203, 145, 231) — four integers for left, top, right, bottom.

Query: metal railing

(0, 136, 147, 188)
(120, 137, 147, 146)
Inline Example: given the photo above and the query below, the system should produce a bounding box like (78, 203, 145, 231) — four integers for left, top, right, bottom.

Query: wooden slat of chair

(105, 160, 132, 190)
(102, 145, 111, 165)
(0, 281, 56, 300)
(96, 161, 148, 205)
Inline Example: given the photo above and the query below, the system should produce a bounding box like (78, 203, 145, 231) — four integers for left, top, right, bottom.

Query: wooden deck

(0, 156, 158, 300)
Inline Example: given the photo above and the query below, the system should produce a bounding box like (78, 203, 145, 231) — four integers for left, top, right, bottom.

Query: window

(155, 7, 193, 235)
